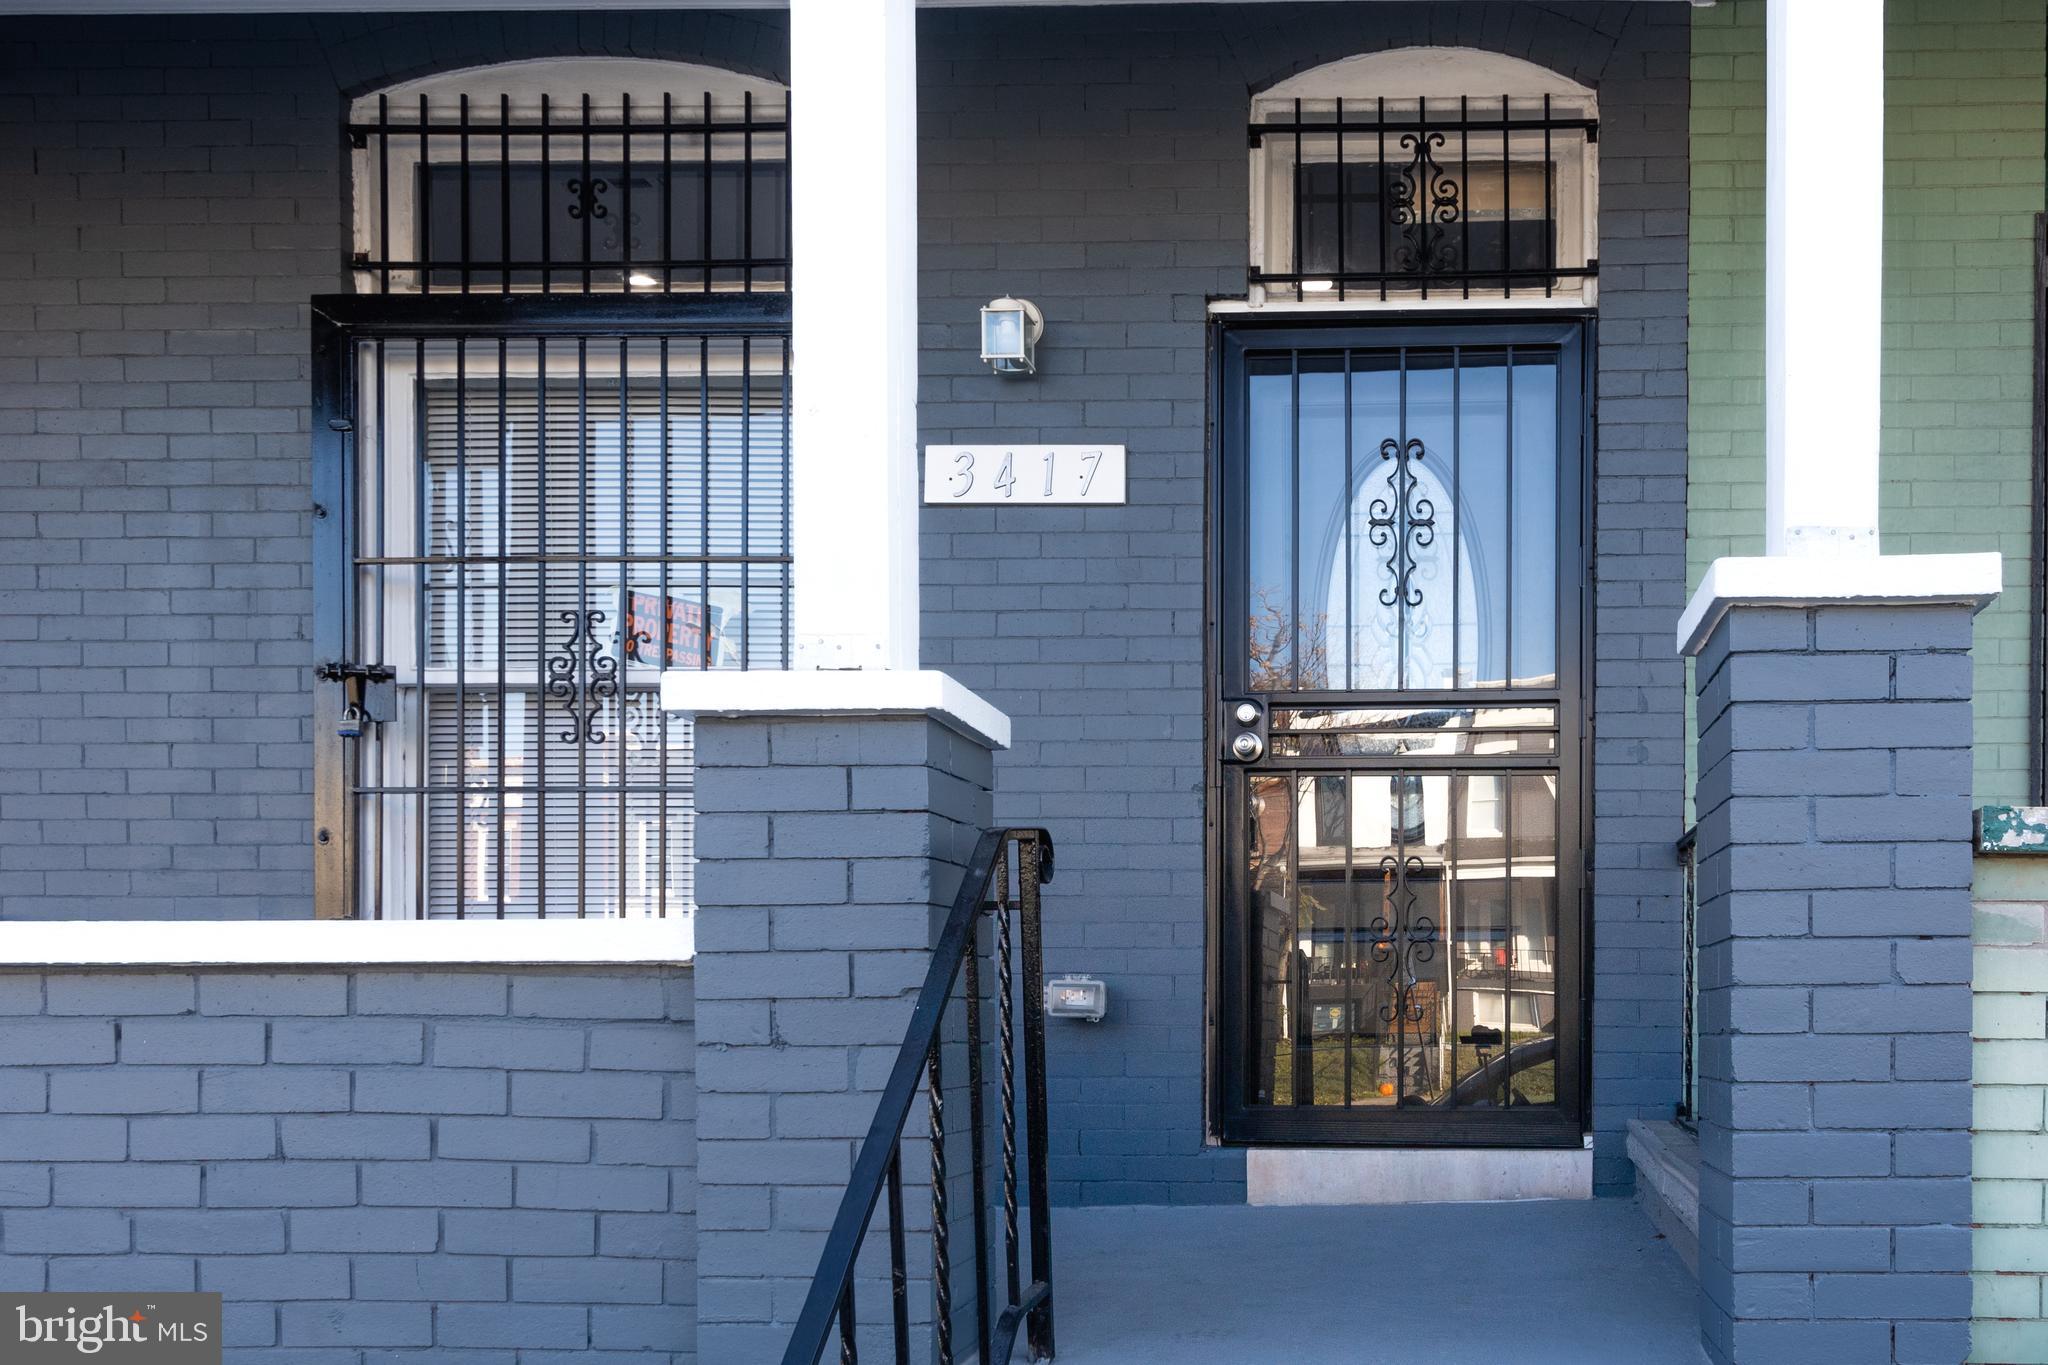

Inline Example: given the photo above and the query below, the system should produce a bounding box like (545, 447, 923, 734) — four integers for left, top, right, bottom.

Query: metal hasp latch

(316, 661, 395, 739)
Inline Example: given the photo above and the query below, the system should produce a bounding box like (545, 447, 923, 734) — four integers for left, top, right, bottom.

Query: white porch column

(788, 0, 921, 669)
(1765, 0, 1884, 557)
(665, 1, 1005, 733)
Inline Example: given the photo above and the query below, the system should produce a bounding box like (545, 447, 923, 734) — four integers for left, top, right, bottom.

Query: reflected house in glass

(1250, 717, 1559, 1114)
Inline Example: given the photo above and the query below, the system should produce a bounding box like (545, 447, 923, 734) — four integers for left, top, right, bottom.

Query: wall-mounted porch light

(980, 296, 1044, 376)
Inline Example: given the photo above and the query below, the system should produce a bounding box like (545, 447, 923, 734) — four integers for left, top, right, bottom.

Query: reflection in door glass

(1247, 774, 1296, 1105)
(1455, 353, 1508, 689)
(1248, 769, 1558, 1110)
(1247, 357, 1296, 690)
(1395, 353, 1454, 689)
(1295, 354, 1346, 689)
(1244, 347, 1559, 694)
(1511, 357, 1560, 685)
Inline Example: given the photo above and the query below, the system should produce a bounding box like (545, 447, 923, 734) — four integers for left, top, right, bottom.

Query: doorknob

(1223, 698, 1268, 763)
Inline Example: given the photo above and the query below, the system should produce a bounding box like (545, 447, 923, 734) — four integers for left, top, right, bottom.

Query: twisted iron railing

(783, 828, 1056, 1365)
(1677, 825, 1698, 1126)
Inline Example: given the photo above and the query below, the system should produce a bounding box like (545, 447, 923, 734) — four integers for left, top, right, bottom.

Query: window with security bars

(327, 331, 790, 920)
(1249, 94, 1597, 304)
(348, 64, 788, 295)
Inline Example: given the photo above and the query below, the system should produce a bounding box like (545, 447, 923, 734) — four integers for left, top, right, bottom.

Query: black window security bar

(349, 90, 789, 295)
(311, 294, 792, 921)
(1249, 95, 1597, 302)
(784, 829, 1056, 1365)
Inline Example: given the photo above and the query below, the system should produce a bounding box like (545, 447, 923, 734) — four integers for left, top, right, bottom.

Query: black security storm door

(1214, 320, 1589, 1146)
(311, 295, 791, 920)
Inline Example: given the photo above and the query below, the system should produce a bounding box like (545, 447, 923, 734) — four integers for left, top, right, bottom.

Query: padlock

(318, 660, 392, 741)
(337, 667, 372, 740)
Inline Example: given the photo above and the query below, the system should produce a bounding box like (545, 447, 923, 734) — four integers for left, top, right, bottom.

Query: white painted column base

(1676, 552, 2004, 656)
(660, 668, 1010, 750)
(1247, 1147, 1593, 1206)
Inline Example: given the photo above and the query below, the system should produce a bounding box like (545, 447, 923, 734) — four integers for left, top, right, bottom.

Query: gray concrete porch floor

(1049, 1197, 1706, 1364)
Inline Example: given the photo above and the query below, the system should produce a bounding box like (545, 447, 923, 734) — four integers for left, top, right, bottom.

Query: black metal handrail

(1676, 825, 1698, 1126)
(783, 828, 1056, 1365)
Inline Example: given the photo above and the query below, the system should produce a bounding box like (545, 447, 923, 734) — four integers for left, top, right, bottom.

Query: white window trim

(1243, 47, 1599, 312)
(0, 918, 693, 967)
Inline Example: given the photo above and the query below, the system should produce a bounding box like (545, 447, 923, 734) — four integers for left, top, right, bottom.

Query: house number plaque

(923, 445, 1127, 505)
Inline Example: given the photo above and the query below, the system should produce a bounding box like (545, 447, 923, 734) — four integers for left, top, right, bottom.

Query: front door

(1215, 320, 1588, 1146)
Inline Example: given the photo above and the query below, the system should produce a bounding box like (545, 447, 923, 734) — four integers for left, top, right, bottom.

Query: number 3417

(936, 447, 1115, 503)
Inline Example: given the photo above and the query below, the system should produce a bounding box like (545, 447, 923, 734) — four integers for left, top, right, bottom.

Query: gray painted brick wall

(916, 2, 1690, 1201)
(2, 1, 1692, 1213)
(0, 10, 787, 920)
(0, 965, 698, 1362)
(692, 715, 993, 1365)
(1691, 604, 1975, 1365)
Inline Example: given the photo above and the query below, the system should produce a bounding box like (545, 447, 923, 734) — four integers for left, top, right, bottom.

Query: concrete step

(1049, 1197, 1706, 1365)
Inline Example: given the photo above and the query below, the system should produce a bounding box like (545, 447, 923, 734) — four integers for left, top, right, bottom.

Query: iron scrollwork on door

(1388, 131, 1462, 276)
(545, 608, 621, 745)
(1370, 852, 1438, 1024)
(1367, 437, 1437, 610)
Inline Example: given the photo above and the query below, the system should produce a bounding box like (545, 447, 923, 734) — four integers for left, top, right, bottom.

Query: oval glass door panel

(1243, 348, 1560, 693)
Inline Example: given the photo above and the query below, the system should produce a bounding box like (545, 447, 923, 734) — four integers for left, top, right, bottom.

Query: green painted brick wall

(1687, 0, 2045, 806)
(1691, 5, 2047, 1360)
(1974, 907, 2048, 1364)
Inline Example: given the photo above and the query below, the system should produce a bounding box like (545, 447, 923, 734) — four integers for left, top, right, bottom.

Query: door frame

(1203, 311, 1596, 1148)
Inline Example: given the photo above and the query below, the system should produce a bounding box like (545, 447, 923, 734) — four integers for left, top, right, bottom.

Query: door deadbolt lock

(1224, 698, 1269, 764)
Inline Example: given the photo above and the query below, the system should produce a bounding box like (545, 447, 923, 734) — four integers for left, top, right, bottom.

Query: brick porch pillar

(689, 710, 995, 1365)
(1685, 576, 1994, 1365)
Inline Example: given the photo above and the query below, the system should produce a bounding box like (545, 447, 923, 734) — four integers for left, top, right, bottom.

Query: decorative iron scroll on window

(545, 609, 621, 745)
(1388, 131, 1461, 275)
(1368, 437, 1436, 609)
(345, 87, 790, 294)
(565, 176, 610, 222)
(1371, 852, 1438, 1024)
(1246, 94, 1597, 301)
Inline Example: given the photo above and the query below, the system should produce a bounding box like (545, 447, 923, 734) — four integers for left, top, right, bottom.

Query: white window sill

(0, 918, 693, 968)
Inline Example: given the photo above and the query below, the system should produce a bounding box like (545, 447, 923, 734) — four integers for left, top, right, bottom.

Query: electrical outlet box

(1045, 975, 1107, 1023)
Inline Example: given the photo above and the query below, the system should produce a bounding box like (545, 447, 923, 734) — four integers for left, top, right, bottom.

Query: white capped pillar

(1765, 0, 1884, 557)
(665, 0, 1006, 734)
(788, 0, 921, 669)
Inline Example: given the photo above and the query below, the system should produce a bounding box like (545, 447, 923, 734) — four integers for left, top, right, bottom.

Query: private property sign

(922, 445, 1127, 505)
(624, 592, 727, 669)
